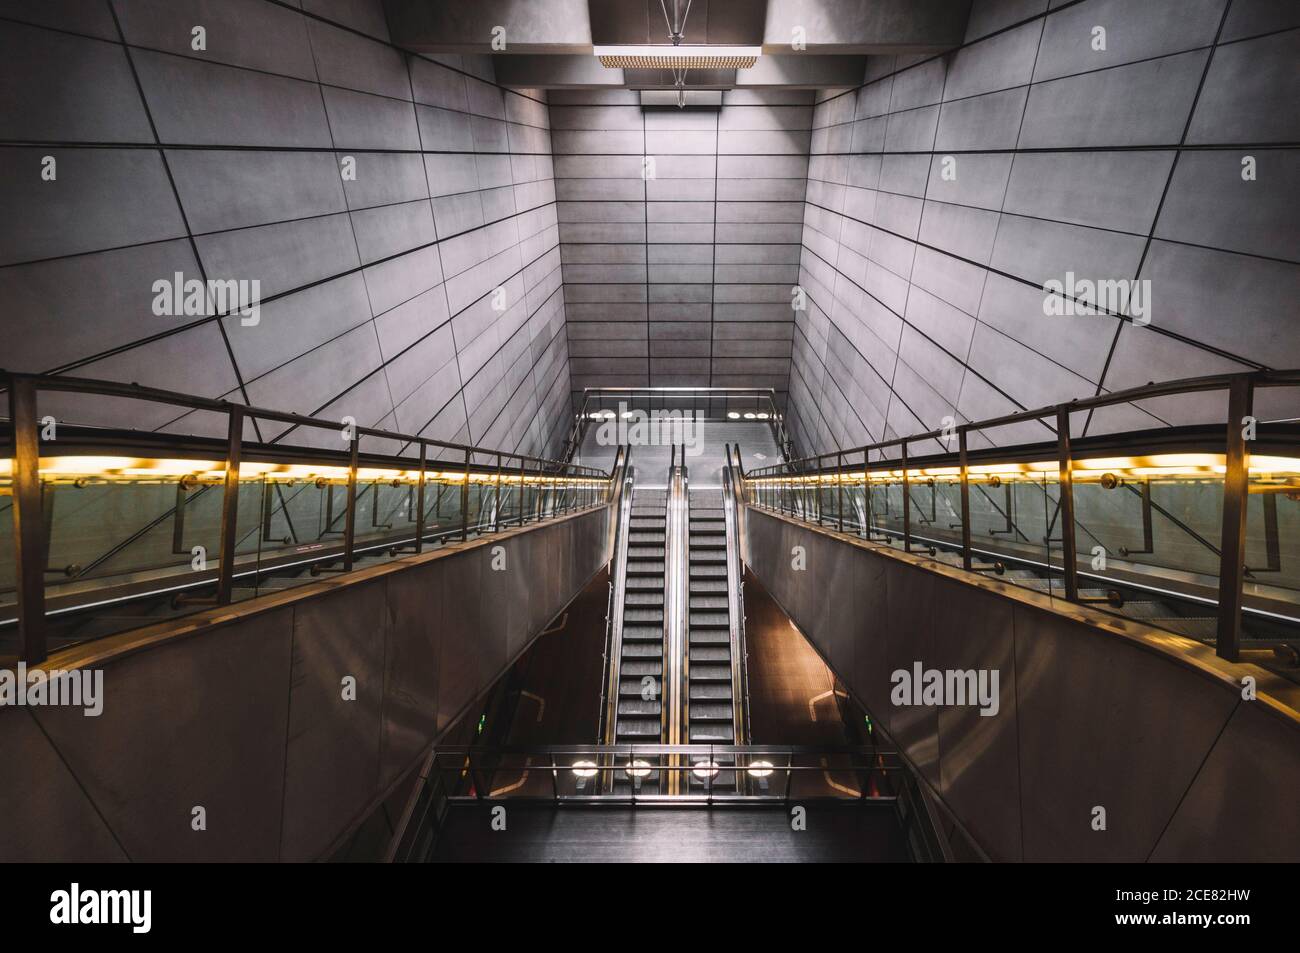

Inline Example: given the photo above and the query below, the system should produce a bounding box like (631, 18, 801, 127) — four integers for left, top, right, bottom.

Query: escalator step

(618, 699, 661, 716)
(622, 625, 663, 641)
(689, 611, 730, 626)
(689, 595, 728, 609)
(690, 566, 727, 577)
(628, 547, 666, 558)
(689, 629, 730, 645)
(689, 663, 731, 680)
(623, 608, 664, 623)
(623, 642, 662, 658)
(625, 591, 664, 605)
(620, 677, 660, 697)
(690, 682, 732, 700)
(689, 646, 730, 662)
(688, 723, 734, 742)
(690, 702, 733, 721)
(620, 660, 662, 676)
(628, 562, 666, 575)
(618, 719, 662, 738)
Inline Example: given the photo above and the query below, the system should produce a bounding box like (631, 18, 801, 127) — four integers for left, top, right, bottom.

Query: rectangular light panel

(594, 45, 761, 69)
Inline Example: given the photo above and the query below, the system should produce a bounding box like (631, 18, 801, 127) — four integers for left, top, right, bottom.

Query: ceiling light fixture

(593, 45, 762, 70)
(596, 0, 760, 108)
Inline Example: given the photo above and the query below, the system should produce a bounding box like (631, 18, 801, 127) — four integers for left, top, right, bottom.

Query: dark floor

(431, 803, 909, 862)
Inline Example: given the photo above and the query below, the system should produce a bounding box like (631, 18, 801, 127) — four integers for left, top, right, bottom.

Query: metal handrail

(740, 369, 1300, 663)
(598, 446, 634, 747)
(721, 445, 750, 744)
(2, 370, 617, 663)
(665, 452, 690, 788)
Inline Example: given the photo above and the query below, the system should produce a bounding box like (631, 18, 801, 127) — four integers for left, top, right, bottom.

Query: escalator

(613, 486, 668, 743)
(686, 487, 736, 744)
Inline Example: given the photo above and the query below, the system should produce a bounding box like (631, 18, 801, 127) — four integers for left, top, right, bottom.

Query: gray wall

(741, 506, 1300, 861)
(788, 0, 1300, 455)
(0, 504, 611, 861)
(0, 0, 572, 458)
(550, 89, 813, 403)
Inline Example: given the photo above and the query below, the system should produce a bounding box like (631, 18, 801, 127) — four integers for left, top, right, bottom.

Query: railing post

(9, 377, 48, 663)
(493, 452, 502, 532)
(414, 440, 427, 554)
(901, 440, 911, 551)
(959, 427, 972, 572)
(460, 449, 471, 542)
(518, 456, 527, 526)
(864, 449, 872, 539)
(216, 405, 245, 602)
(1216, 376, 1253, 662)
(342, 428, 358, 572)
(1056, 405, 1079, 602)
(837, 451, 844, 533)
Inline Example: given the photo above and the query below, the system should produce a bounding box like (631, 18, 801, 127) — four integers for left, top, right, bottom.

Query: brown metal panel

(379, 569, 442, 790)
(851, 551, 891, 730)
(819, 531, 857, 684)
(280, 583, 387, 861)
(1149, 701, 1300, 861)
(930, 578, 1023, 861)
(32, 607, 294, 861)
(1013, 604, 1237, 861)
(438, 548, 484, 733)
(475, 543, 512, 690)
(501, 530, 535, 664)
(880, 560, 941, 788)
(0, 709, 127, 861)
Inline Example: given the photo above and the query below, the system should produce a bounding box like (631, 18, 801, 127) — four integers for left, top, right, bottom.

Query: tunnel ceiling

(384, 0, 972, 89)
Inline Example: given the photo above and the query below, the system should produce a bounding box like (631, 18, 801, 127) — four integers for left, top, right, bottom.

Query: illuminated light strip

(0, 456, 605, 487)
(745, 453, 1300, 485)
(593, 45, 761, 69)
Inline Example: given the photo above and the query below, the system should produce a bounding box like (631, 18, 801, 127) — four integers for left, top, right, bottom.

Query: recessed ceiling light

(727, 411, 740, 419)
(692, 760, 720, 779)
(747, 760, 774, 778)
(572, 760, 597, 778)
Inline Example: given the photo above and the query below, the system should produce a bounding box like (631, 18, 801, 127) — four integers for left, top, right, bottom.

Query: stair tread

(689, 702, 734, 720)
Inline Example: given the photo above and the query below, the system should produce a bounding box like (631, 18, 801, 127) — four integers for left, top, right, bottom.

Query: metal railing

(741, 370, 1300, 662)
(1, 371, 615, 663)
(423, 743, 906, 804)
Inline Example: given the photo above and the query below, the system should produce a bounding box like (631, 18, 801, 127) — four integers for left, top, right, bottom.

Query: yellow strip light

(746, 453, 1300, 486)
(0, 456, 603, 487)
